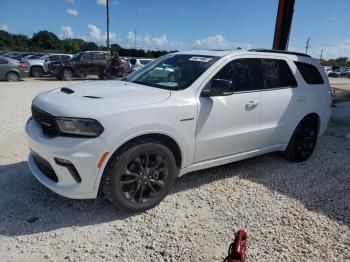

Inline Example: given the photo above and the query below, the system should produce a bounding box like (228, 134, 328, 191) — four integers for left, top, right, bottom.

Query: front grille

(32, 152, 59, 183)
(31, 106, 58, 137)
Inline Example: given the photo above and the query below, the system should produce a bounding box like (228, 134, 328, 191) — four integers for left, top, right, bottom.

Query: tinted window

(62, 55, 71, 61)
(0, 58, 8, 64)
(80, 53, 92, 61)
(48, 55, 60, 61)
(213, 58, 258, 92)
(92, 53, 106, 60)
(295, 62, 324, 84)
(260, 59, 297, 89)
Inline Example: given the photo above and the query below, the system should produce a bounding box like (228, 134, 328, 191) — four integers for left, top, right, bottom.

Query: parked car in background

(0, 56, 29, 81)
(26, 49, 331, 211)
(25, 53, 71, 77)
(50, 51, 131, 80)
(43, 54, 73, 74)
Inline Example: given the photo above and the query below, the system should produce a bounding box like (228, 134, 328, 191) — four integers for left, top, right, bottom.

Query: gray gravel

(0, 78, 349, 262)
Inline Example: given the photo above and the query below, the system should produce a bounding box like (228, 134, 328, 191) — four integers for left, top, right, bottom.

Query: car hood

(33, 81, 171, 118)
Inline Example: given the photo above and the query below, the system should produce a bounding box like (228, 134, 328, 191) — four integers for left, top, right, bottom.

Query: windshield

(125, 54, 219, 90)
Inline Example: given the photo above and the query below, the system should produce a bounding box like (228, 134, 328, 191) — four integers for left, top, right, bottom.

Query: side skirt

(178, 144, 286, 176)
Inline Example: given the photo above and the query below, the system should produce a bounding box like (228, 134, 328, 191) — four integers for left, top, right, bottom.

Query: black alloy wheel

(120, 152, 168, 204)
(104, 140, 177, 211)
(283, 117, 318, 162)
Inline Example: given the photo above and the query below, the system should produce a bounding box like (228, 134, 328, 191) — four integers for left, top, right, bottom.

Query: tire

(61, 68, 73, 81)
(6, 71, 19, 82)
(283, 116, 319, 162)
(98, 75, 105, 80)
(104, 139, 178, 211)
(30, 66, 43, 77)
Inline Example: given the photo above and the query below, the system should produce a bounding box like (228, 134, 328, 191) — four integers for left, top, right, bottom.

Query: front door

(76, 53, 93, 75)
(195, 58, 262, 162)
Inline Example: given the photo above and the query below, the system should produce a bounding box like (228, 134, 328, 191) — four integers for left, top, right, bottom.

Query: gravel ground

(0, 78, 349, 262)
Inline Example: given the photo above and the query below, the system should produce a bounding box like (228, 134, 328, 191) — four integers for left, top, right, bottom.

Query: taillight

(18, 63, 26, 70)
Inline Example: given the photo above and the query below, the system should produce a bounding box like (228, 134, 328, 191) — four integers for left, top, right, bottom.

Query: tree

(29, 30, 61, 51)
(62, 39, 84, 53)
(0, 30, 14, 50)
(81, 42, 99, 51)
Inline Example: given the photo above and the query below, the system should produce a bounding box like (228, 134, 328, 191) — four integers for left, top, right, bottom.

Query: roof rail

(249, 48, 311, 58)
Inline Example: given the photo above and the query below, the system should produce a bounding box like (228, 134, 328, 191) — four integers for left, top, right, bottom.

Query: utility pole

(134, 28, 137, 49)
(305, 37, 311, 54)
(106, 0, 110, 49)
(320, 49, 324, 60)
(272, 0, 295, 50)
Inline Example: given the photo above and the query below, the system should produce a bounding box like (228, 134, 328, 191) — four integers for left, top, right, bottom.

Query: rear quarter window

(295, 62, 324, 85)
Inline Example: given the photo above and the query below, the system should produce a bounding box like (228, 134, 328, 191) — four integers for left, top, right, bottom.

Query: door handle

(245, 100, 259, 110)
(246, 101, 259, 106)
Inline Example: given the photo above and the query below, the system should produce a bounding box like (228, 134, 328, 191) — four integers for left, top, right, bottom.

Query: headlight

(56, 118, 104, 137)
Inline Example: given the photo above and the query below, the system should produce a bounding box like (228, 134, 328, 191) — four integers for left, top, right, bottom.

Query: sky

(0, 0, 349, 59)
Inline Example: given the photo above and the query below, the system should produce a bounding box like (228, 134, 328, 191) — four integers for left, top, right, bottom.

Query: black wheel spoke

(137, 185, 144, 203)
(150, 179, 165, 188)
(120, 177, 139, 185)
(119, 151, 169, 205)
(147, 181, 158, 194)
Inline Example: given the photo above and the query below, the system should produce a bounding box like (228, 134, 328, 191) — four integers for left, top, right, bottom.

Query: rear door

(76, 53, 93, 75)
(257, 56, 303, 147)
(92, 52, 107, 75)
(195, 57, 262, 162)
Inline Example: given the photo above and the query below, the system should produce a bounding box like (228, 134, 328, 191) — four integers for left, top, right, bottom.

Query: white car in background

(26, 49, 331, 211)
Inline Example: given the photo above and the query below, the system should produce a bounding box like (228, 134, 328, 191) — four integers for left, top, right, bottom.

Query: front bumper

(25, 117, 110, 199)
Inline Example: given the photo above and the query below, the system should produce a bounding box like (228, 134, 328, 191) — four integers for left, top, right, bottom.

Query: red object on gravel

(224, 230, 247, 262)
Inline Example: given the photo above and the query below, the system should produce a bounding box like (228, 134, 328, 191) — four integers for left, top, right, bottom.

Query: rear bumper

(25, 117, 110, 199)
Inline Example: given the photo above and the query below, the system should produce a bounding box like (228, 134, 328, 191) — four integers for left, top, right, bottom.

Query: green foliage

(81, 42, 99, 51)
(320, 57, 350, 67)
(0, 29, 175, 58)
(29, 30, 62, 51)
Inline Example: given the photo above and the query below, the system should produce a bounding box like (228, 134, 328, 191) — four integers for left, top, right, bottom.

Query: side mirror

(201, 79, 234, 97)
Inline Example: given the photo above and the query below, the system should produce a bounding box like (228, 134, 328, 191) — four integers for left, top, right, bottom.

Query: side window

(62, 55, 71, 61)
(48, 55, 60, 61)
(0, 58, 8, 64)
(259, 59, 297, 89)
(295, 62, 324, 84)
(213, 58, 258, 92)
(80, 53, 92, 61)
(92, 53, 106, 60)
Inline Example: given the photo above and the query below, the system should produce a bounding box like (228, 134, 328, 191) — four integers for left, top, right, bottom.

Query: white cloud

(87, 24, 102, 41)
(125, 32, 169, 49)
(1, 24, 10, 32)
(96, 0, 107, 6)
(191, 34, 252, 50)
(66, 8, 78, 16)
(83, 24, 117, 44)
(289, 38, 350, 59)
(60, 26, 74, 39)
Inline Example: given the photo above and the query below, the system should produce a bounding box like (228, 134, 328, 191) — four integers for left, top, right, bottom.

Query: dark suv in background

(50, 51, 109, 80)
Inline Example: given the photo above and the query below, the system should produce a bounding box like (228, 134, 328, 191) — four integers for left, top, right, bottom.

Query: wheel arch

(97, 132, 183, 195)
(6, 70, 20, 80)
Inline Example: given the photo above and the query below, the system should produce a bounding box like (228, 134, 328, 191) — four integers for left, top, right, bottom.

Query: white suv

(26, 49, 331, 211)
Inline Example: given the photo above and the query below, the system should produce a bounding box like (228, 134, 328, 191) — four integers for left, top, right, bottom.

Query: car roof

(175, 49, 315, 61)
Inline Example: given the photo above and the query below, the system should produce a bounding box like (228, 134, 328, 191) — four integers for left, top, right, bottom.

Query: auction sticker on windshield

(189, 56, 213, 62)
